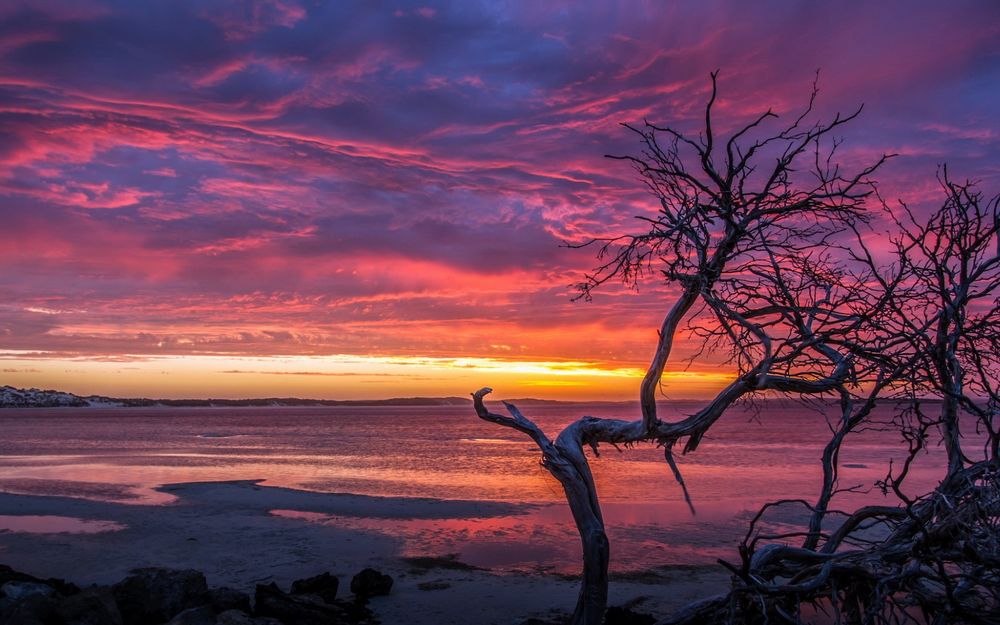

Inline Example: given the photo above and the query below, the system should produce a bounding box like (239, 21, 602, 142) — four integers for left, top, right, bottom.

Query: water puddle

(0, 477, 176, 505)
(270, 501, 745, 574)
(0, 514, 126, 534)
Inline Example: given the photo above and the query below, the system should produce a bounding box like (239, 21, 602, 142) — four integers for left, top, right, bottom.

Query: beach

(0, 403, 945, 623)
(0, 480, 729, 624)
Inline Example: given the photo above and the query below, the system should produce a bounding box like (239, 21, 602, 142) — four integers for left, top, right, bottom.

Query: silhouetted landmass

(120, 396, 473, 408)
(0, 385, 472, 408)
(0, 385, 936, 409)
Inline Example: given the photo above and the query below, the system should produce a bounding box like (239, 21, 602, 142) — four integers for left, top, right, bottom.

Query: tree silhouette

(474, 74, 999, 625)
(472, 72, 891, 625)
(668, 173, 1000, 624)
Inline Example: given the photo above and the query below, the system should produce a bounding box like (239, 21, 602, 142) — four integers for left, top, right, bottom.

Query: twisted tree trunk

(470, 73, 886, 624)
(472, 389, 610, 625)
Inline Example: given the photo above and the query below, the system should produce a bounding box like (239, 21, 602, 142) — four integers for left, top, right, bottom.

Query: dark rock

(0, 583, 121, 625)
(217, 610, 282, 625)
(255, 583, 377, 625)
(329, 599, 375, 624)
(2, 593, 55, 625)
(0, 566, 78, 596)
(166, 605, 217, 625)
(254, 582, 347, 625)
(290, 572, 339, 603)
(349, 569, 392, 598)
(604, 605, 656, 625)
(1, 581, 56, 602)
(112, 568, 208, 625)
(207, 587, 252, 614)
(53, 587, 123, 625)
(0, 581, 61, 625)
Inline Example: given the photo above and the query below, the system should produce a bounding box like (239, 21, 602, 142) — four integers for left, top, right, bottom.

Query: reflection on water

(0, 402, 956, 570)
(0, 476, 176, 505)
(0, 514, 125, 534)
(269, 501, 744, 574)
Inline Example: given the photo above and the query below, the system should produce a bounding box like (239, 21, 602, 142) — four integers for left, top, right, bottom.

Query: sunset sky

(1, 1, 998, 400)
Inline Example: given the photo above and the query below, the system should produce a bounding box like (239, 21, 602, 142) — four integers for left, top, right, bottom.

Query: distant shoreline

(0, 384, 641, 409)
(0, 384, 945, 409)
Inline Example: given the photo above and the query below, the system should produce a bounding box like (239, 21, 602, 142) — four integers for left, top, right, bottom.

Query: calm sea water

(0, 401, 951, 573)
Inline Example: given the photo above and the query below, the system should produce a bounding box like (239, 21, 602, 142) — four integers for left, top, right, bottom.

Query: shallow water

(0, 401, 954, 572)
(0, 514, 124, 534)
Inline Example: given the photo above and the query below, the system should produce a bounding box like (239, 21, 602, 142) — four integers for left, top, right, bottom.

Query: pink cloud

(0, 1, 995, 397)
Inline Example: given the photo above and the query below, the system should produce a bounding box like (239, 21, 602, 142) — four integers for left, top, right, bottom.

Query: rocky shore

(0, 564, 669, 625)
(0, 564, 397, 625)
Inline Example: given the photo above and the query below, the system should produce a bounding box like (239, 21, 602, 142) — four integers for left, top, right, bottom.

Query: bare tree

(662, 174, 1000, 625)
(472, 73, 889, 625)
(868, 171, 1000, 477)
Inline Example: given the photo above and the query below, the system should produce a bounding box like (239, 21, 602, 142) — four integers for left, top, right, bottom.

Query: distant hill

(0, 385, 472, 408)
(0, 385, 100, 408)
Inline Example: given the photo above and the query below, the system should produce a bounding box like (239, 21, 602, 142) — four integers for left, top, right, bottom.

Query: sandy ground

(0, 481, 727, 624)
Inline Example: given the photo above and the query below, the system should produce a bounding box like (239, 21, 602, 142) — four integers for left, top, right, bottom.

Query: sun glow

(0, 352, 734, 401)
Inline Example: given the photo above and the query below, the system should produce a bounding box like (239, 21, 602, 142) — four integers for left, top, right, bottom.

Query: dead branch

(472, 73, 891, 625)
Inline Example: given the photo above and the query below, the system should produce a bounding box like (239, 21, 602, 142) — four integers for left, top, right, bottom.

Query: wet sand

(0, 480, 728, 624)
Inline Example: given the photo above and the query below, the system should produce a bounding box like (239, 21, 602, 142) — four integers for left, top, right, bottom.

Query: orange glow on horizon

(0, 3, 996, 409)
(0, 352, 736, 401)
